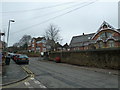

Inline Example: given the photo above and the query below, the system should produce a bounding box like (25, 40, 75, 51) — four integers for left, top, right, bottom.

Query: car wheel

(26, 62, 29, 64)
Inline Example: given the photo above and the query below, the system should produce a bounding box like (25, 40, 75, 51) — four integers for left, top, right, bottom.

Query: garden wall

(49, 48, 120, 69)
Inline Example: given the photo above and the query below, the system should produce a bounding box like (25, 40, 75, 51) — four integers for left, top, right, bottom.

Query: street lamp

(7, 20, 15, 47)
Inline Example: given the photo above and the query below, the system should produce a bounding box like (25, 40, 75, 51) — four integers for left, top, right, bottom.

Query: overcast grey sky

(0, 0, 119, 46)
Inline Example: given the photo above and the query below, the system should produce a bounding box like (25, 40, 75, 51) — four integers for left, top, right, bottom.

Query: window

(100, 33, 105, 38)
(32, 44, 34, 47)
(99, 32, 112, 39)
(43, 44, 46, 47)
(41, 39, 46, 43)
(108, 40, 114, 47)
(36, 47, 40, 52)
(98, 41, 103, 48)
(102, 24, 108, 29)
(32, 39, 35, 43)
(107, 32, 112, 38)
(36, 41, 41, 44)
(42, 48, 46, 52)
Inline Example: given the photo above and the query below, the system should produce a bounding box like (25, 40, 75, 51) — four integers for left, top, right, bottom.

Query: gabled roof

(55, 42, 62, 48)
(70, 33, 95, 47)
(33, 37, 45, 42)
(63, 43, 69, 48)
(97, 21, 116, 32)
(0, 32, 5, 36)
(92, 21, 120, 39)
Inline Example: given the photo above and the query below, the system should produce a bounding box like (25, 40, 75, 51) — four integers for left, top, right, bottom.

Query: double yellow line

(1, 66, 34, 88)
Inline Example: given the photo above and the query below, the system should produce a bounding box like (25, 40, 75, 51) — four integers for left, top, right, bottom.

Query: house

(70, 21, 120, 50)
(45, 39, 55, 52)
(0, 32, 5, 52)
(62, 43, 70, 51)
(54, 42, 62, 51)
(29, 37, 46, 53)
(70, 33, 95, 50)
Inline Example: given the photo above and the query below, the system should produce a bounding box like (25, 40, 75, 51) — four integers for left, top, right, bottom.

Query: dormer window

(88, 37, 91, 39)
(102, 24, 108, 29)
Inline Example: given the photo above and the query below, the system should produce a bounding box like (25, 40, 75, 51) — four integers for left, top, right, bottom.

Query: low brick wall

(49, 48, 120, 69)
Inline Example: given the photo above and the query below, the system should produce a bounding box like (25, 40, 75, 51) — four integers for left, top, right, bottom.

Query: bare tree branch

(44, 24, 62, 51)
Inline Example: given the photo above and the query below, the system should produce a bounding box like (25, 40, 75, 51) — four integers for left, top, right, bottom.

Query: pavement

(2, 59, 28, 86)
(0, 65, 2, 87)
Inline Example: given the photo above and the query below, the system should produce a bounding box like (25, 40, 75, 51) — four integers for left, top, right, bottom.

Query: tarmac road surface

(2, 57, 119, 88)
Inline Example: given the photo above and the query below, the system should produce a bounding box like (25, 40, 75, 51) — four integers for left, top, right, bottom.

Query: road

(3, 57, 119, 88)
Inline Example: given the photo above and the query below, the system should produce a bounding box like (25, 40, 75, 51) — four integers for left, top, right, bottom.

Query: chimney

(83, 33, 85, 35)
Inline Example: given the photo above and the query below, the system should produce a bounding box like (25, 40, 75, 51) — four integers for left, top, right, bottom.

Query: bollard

(5, 56, 11, 65)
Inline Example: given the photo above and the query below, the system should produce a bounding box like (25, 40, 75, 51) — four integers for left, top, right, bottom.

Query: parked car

(15, 54, 29, 64)
(13, 54, 21, 62)
(8, 53, 15, 59)
(54, 56, 61, 63)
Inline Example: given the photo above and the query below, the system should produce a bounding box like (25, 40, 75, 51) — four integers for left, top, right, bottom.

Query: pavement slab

(2, 59, 28, 85)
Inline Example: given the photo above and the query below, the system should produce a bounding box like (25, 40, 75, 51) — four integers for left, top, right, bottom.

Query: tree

(45, 24, 61, 42)
(13, 35, 31, 51)
(19, 35, 31, 47)
(44, 24, 62, 51)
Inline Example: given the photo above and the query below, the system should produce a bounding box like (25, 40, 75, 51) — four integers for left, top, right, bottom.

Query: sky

(0, 0, 119, 46)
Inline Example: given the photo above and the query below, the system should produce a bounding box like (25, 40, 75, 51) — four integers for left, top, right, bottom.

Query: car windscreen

(19, 55, 28, 58)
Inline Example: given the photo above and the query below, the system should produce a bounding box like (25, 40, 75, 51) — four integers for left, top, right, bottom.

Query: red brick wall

(113, 32, 120, 37)
(36, 43, 43, 52)
(115, 42, 120, 47)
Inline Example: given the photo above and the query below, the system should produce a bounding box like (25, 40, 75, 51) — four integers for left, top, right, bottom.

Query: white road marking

(33, 79, 47, 88)
(40, 85, 47, 88)
(24, 82, 30, 86)
(30, 77, 35, 80)
(28, 86, 34, 88)
(109, 72, 111, 74)
(34, 80, 41, 84)
(24, 82, 34, 88)
(24, 79, 47, 88)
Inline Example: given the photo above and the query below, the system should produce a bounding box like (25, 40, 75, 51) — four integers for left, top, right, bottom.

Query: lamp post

(7, 20, 15, 48)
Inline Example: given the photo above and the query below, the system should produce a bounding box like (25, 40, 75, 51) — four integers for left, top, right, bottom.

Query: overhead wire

(10, 1, 88, 25)
(1, 2, 78, 13)
(12, 0, 98, 34)
(1, 0, 86, 28)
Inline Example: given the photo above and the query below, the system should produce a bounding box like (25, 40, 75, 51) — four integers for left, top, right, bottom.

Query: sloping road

(25, 57, 119, 88)
(4, 57, 119, 88)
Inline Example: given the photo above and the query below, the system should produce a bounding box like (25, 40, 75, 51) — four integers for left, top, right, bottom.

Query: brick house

(70, 21, 120, 50)
(62, 43, 70, 51)
(28, 37, 46, 53)
(0, 32, 5, 52)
